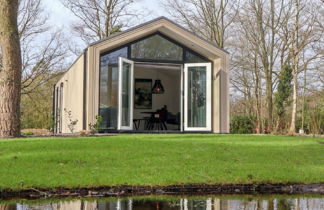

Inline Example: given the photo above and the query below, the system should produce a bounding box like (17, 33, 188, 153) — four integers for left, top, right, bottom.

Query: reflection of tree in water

(1, 197, 324, 209)
(131, 35, 183, 60)
(0, 204, 15, 210)
(277, 199, 297, 210)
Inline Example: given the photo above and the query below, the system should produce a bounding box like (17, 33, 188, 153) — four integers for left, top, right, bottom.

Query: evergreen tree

(275, 64, 293, 133)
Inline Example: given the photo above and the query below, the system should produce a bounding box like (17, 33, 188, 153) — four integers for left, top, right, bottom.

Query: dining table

(140, 111, 159, 118)
(139, 111, 160, 130)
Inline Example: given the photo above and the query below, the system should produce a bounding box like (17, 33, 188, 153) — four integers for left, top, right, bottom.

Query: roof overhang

(89, 17, 228, 61)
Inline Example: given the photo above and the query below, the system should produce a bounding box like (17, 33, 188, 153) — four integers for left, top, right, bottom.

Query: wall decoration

(134, 79, 152, 109)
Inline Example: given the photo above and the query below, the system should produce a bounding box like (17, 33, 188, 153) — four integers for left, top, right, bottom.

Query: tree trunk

(301, 68, 307, 132)
(253, 51, 262, 134)
(266, 69, 273, 133)
(0, 0, 22, 137)
(255, 0, 274, 133)
(267, 0, 276, 133)
(289, 0, 300, 135)
(289, 68, 298, 134)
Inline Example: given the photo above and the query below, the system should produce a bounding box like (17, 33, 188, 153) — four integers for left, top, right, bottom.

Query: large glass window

(99, 47, 127, 129)
(99, 33, 210, 131)
(131, 34, 183, 61)
(185, 50, 209, 63)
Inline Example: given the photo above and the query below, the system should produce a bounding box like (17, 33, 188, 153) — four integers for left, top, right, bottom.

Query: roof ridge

(88, 17, 229, 54)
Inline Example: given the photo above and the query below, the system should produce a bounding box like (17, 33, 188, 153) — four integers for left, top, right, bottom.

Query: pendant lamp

(152, 79, 165, 94)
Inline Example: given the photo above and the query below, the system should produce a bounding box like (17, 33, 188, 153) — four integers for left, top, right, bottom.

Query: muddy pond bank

(1, 183, 323, 200)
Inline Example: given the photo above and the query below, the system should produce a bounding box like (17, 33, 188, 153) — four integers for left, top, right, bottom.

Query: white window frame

(117, 57, 134, 130)
(184, 63, 212, 131)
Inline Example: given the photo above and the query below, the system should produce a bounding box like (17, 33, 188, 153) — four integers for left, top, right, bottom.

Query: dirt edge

(1, 183, 323, 200)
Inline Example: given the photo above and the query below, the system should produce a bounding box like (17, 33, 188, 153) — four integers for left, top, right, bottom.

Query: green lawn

(0, 134, 323, 190)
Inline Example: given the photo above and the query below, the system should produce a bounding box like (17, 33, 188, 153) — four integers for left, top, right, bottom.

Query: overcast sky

(47, 0, 168, 29)
(43, 0, 169, 62)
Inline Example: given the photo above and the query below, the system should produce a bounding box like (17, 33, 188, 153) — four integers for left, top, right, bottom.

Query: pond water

(0, 196, 323, 210)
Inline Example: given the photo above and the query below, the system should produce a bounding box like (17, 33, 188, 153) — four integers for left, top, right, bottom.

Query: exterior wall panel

(86, 46, 96, 131)
(212, 57, 230, 133)
(54, 55, 84, 133)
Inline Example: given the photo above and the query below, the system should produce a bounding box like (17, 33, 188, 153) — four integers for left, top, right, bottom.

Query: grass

(0, 134, 323, 190)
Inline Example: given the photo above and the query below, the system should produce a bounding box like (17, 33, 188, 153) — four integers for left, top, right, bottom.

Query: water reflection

(1, 197, 324, 210)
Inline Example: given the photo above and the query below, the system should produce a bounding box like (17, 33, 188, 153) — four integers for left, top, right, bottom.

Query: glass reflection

(99, 47, 128, 130)
(131, 35, 183, 61)
(185, 50, 209, 63)
(121, 62, 131, 127)
(188, 66, 207, 127)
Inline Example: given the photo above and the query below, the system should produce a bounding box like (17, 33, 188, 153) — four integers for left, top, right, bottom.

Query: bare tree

(0, 0, 22, 137)
(288, 0, 322, 134)
(230, 28, 266, 133)
(230, 0, 323, 134)
(232, 0, 294, 132)
(163, 0, 239, 48)
(61, 0, 144, 44)
(18, 0, 48, 42)
(289, 0, 301, 134)
(14, 0, 71, 132)
(18, 0, 69, 95)
(21, 32, 68, 94)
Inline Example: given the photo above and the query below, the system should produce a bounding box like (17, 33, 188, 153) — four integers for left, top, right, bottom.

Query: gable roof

(89, 16, 229, 55)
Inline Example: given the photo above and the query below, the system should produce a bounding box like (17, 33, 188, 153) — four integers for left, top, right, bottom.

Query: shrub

(89, 115, 103, 134)
(230, 115, 256, 134)
(64, 109, 78, 133)
(22, 131, 34, 136)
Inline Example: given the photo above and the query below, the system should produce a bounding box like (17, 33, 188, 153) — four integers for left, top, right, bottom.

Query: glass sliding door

(117, 57, 134, 130)
(184, 63, 212, 131)
(99, 47, 127, 130)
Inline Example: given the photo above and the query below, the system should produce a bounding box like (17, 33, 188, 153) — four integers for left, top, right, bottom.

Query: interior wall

(133, 64, 181, 121)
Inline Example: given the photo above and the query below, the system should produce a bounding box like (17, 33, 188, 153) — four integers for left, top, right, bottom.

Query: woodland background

(11, 0, 323, 135)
